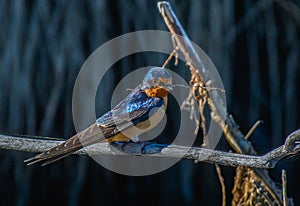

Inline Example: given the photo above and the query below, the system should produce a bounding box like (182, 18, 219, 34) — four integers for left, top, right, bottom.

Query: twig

(281, 170, 288, 206)
(162, 46, 179, 68)
(215, 164, 226, 206)
(245, 120, 263, 140)
(0, 129, 300, 168)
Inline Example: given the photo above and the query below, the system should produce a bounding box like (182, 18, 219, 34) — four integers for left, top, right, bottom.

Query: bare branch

(158, 1, 255, 154)
(157, 2, 296, 204)
(0, 129, 300, 168)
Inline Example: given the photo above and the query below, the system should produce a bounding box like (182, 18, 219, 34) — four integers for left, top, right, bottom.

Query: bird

(24, 67, 172, 166)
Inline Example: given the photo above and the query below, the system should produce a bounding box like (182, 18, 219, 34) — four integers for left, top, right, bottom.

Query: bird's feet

(110, 141, 167, 155)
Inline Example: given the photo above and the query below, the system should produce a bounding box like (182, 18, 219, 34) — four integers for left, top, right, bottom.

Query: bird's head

(141, 67, 172, 98)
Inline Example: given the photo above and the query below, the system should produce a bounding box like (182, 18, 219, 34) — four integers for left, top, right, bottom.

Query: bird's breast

(114, 96, 167, 142)
(144, 87, 169, 97)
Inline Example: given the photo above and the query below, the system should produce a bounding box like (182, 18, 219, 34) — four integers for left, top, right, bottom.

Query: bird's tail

(24, 123, 104, 166)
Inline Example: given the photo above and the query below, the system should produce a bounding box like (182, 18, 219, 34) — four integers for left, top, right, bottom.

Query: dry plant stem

(215, 164, 226, 206)
(282, 170, 288, 206)
(157, 1, 295, 205)
(245, 120, 263, 140)
(158, 1, 255, 154)
(162, 46, 179, 68)
(199, 98, 207, 146)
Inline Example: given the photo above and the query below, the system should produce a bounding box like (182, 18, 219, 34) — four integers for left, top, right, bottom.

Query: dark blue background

(0, 0, 299, 205)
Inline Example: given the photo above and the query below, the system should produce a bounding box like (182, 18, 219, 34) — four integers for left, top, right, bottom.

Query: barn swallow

(25, 67, 172, 166)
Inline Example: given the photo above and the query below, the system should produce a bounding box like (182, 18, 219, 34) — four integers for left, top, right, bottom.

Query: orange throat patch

(144, 87, 170, 97)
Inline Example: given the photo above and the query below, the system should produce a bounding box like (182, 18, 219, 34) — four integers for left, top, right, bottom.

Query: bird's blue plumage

(96, 86, 164, 131)
(25, 67, 171, 165)
(96, 67, 172, 133)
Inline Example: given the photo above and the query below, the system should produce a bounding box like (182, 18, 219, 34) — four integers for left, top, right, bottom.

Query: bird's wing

(96, 89, 164, 132)
(25, 89, 163, 166)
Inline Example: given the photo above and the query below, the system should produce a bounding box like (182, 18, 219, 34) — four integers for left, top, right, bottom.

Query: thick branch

(157, 2, 296, 205)
(158, 1, 254, 154)
(0, 129, 300, 168)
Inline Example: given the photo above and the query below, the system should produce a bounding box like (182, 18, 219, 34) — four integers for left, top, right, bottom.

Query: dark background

(0, 0, 299, 205)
